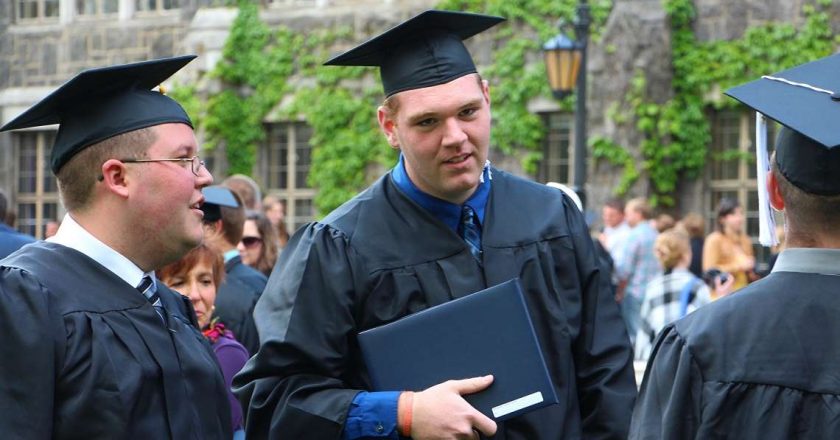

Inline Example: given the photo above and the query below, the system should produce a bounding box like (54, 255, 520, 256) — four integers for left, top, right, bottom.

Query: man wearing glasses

(0, 56, 232, 438)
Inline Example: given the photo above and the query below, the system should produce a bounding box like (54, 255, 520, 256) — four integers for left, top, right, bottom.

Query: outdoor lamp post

(543, 0, 590, 209)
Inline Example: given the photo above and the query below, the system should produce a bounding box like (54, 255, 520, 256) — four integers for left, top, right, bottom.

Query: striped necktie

(137, 276, 166, 324)
(458, 205, 482, 262)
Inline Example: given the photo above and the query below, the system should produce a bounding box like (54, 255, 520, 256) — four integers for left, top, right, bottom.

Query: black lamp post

(543, 0, 590, 209)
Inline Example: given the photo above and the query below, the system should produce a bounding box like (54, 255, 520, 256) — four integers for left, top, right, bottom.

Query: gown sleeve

(233, 224, 364, 439)
(629, 325, 704, 439)
(0, 267, 62, 439)
(564, 196, 638, 439)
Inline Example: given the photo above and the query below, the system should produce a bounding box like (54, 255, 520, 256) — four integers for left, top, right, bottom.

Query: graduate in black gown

(631, 53, 840, 438)
(233, 10, 635, 440)
(0, 57, 232, 439)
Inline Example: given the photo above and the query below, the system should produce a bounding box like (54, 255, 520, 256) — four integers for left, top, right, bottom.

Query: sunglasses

(241, 236, 263, 248)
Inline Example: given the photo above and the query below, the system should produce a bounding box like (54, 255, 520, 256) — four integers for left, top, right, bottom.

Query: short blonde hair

(626, 197, 651, 219)
(654, 230, 690, 271)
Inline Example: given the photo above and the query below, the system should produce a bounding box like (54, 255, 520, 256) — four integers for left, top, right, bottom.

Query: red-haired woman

(159, 243, 249, 438)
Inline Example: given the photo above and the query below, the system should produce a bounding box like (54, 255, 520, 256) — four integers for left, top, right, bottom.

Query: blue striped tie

(458, 205, 482, 262)
(137, 276, 166, 324)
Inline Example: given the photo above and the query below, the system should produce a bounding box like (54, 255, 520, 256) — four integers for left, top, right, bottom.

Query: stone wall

(2, 19, 187, 89)
(587, 0, 672, 212)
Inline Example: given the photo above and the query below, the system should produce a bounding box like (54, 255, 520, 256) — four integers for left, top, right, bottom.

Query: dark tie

(137, 275, 166, 324)
(458, 205, 482, 261)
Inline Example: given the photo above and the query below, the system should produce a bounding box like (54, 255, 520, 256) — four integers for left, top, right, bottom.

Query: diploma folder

(357, 278, 559, 421)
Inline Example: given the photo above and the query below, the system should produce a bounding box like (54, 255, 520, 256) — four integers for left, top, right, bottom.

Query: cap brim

(202, 186, 240, 208)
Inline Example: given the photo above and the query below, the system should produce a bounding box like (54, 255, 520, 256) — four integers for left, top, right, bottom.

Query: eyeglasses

(241, 236, 263, 248)
(121, 155, 205, 176)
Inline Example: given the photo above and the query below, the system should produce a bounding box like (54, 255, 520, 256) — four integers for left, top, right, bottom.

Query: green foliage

(591, 136, 638, 195)
(167, 83, 203, 128)
(599, 0, 837, 206)
(204, 0, 300, 174)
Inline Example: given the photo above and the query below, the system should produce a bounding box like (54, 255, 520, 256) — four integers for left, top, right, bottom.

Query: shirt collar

(223, 249, 240, 263)
(48, 213, 151, 288)
(391, 154, 492, 232)
(771, 248, 840, 276)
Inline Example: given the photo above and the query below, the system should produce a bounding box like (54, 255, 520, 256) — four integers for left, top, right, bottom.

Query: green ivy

(203, 0, 294, 175)
(596, 0, 838, 206)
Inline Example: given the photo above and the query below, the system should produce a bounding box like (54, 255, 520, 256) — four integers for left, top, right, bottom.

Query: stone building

(1, 0, 838, 269)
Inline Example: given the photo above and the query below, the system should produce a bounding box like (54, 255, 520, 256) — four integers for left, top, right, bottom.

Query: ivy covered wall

(175, 0, 840, 216)
(591, 0, 839, 208)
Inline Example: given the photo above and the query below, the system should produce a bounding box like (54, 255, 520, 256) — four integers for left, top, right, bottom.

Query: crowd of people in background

(598, 196, 783, 361)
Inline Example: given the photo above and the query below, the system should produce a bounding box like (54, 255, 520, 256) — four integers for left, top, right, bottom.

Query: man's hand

(408, 375, 497, 440)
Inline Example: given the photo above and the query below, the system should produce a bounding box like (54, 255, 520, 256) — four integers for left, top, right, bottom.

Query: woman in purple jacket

(159, 243, 249, 438)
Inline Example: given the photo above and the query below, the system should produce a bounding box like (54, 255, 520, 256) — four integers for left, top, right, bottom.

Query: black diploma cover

(358, 278, 558, 420)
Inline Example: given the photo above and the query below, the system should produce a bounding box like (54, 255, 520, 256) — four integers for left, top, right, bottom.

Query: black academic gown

(234, 169, 636, 439)
(227, 255, 268, 298)
(0, 223, 36, 259)
(213, 255, 265, 355)
(0, 242, 232, 439)
(631, 272, 840, 439)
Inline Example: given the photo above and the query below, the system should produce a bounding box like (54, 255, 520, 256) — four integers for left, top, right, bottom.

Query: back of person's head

(680, 212, 705, 239)
(626, 197, 651, 220)
(245, 211, 279, 276)
(158, 242, 225, 288)
(223, 174, 262, 211)
(218, 191, 246, 246)
(57, 127, 157, 212)
(715, 197, 741, 231)
(654, 230, 690, 272)
(654, 213, 676, 233)
(772, 158, 840, 235)
(262, 194, 290, 246)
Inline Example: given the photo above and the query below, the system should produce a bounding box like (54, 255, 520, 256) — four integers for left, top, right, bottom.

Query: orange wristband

(398, 391, 414, 437)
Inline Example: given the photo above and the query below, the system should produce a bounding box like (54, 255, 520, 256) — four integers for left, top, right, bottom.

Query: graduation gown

(0, 242, 232, 439)
(234, 169, 636, 439)
(215, 276, 260, 355)
(226, 255, 268, 297)
(631, 271, 840, 439)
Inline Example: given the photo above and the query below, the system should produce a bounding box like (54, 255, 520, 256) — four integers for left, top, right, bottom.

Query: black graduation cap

(324, 10, 505, 97)
(726, 53, 840, 196)
(201, 186, 239, 222)
(0, 55, 196, 174)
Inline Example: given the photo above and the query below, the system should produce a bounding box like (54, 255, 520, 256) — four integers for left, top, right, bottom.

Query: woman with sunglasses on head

(238, 212, 279, 278)
(158, 243, 249, 440)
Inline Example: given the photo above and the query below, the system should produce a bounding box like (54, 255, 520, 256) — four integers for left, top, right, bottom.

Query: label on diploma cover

(492, 391, 545, 418)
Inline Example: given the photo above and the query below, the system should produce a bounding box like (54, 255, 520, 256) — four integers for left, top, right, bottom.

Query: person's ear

(99, 159, 130, 199)
(767, 170, 785, 211)
(377, 106, 400, 149)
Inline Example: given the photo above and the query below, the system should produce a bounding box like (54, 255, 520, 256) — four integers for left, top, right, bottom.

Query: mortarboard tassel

(755, 112, 778, 247)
